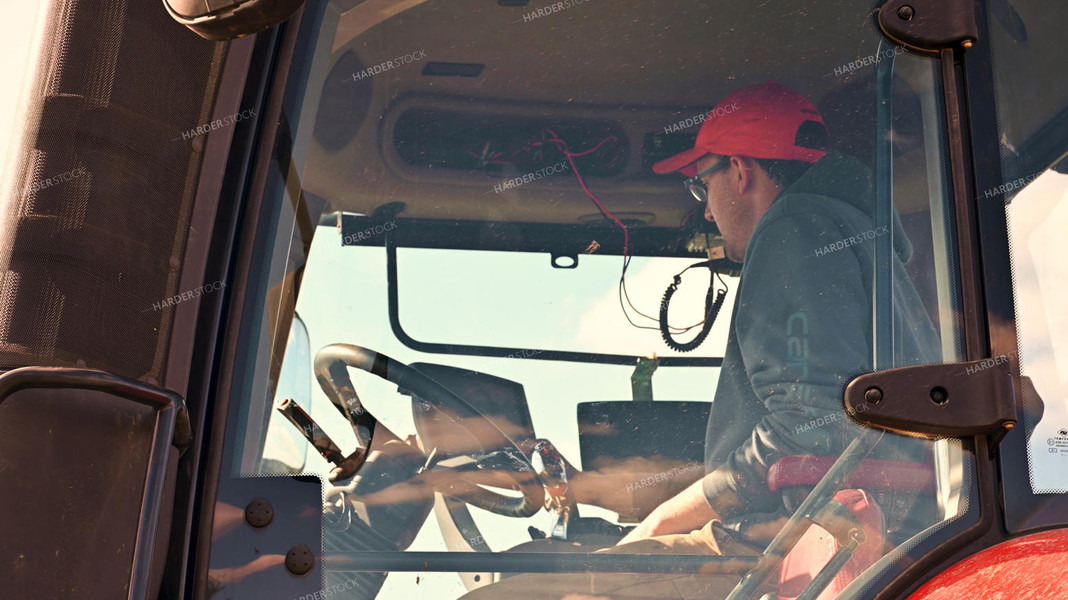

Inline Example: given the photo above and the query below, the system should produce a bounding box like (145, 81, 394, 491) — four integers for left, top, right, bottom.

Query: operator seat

(767, 454, 937, 600)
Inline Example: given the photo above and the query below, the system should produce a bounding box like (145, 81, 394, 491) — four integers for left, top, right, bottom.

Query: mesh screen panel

(0, 0, 229, 381)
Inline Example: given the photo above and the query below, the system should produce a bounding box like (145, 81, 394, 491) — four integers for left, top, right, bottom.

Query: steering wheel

(311, 343, 546, 519)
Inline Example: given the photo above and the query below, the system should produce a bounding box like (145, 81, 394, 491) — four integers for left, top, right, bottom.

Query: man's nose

(704, 202, 715, 222)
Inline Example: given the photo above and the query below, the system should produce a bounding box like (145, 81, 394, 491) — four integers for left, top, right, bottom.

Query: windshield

(208, 2, 978, 599)
(394, 249, 733, 358)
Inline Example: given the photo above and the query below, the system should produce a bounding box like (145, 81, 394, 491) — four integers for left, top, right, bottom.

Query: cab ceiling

(303, 0, 906, 226)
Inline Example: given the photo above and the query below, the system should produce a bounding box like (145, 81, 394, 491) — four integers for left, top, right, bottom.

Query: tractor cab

(1, 0, 1067, 599)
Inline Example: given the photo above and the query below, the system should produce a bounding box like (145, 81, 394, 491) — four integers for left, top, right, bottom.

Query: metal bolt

(244, 497, 274, 528)
(285, 544, 315, 576)
(897, 5, 915, 21)
(864, 387, 883, 405)
(930, 386, 949, 405)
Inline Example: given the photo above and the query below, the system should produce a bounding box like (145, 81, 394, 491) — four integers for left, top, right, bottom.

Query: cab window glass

(985, 0, 1068, 494)
(1001, 161, 1068, 493)
(208, 2, 976, 598)
(984, 0, 1068, 180)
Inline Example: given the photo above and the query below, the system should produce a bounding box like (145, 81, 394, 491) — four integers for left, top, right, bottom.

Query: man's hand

(617, 477, 719, 545)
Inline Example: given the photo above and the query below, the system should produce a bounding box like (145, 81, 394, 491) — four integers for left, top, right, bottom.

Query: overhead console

(309, 93, 715, 225)
(390, 107, 630, 178)
(380, 94, 707, 185)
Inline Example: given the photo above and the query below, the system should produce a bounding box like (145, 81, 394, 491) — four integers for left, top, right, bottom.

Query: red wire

(540, 130, 705, 334)
(540, 129, 630, 255)
(470, 131, 706, 335)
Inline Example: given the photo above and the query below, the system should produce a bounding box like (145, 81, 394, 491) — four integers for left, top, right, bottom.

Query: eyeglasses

(684, 161, 729, 203)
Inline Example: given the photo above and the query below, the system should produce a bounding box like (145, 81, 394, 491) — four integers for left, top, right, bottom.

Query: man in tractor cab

(464, 81, 939, 599)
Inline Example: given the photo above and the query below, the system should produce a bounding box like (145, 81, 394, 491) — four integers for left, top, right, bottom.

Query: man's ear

(730, 155, 756, 194)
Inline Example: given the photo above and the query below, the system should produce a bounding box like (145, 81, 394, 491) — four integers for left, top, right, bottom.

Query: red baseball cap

(653, 81, 827, 177)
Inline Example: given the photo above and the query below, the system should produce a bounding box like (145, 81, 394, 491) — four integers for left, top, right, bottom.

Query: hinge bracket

(878, 0, 979, 54)
(844, 358, 1016, 442)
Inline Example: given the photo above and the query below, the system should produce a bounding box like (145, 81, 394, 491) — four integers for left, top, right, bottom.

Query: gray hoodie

(701, 150, 941, 524)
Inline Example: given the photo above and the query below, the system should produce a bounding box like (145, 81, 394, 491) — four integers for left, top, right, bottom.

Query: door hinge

(844, 359, 1016, 444)
(878, 0, 979, 53)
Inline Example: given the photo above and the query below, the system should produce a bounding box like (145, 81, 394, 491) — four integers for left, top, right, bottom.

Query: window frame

(188, 1, 1050, 598)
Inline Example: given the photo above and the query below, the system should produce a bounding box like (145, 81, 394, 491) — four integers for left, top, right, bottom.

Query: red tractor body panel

(909, 529, 1068, 600)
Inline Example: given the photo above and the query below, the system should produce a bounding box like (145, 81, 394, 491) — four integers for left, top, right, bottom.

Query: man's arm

(701, 208, 873, 520)
(617, 477, 718, 544)
(622, 207, 874, 543)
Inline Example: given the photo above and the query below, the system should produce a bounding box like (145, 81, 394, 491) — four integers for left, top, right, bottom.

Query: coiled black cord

(659, 261, 727, 352)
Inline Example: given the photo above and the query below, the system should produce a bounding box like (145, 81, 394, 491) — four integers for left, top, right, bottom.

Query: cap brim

(652, 146, 707, 177)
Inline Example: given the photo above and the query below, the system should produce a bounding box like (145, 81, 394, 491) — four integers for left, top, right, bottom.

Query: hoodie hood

(778, 149, 913, 263)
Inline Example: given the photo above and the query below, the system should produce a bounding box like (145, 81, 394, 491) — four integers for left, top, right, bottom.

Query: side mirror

(163, 0, 308, 41)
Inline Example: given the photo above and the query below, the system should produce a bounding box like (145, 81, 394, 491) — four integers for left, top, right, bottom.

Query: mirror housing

(163, 0, 308, 41)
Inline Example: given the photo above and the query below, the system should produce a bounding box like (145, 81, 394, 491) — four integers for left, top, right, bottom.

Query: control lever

(275, 397, 368, 482)
(530, 439, 572, 540)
